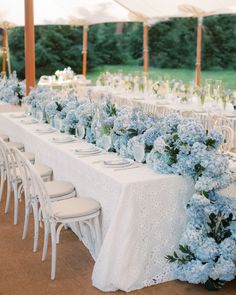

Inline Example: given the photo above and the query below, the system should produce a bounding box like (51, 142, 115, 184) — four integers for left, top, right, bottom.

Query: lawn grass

(87, 65, 236, 90)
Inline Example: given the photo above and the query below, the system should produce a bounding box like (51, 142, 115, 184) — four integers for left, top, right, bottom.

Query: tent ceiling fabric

(1, 0, 236, 29)
(115, 0, 236, 18)
(0, 0, 142, 29)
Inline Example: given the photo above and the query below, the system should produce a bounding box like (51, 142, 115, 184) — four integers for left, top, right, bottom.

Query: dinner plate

(75, 146, 101, 155)
(10, 113, 27, 119)
(35, 127, 56, 134)
(103, 158, 133, 168)
(20, 118, 38, 125)
(51, 136, 75, 144)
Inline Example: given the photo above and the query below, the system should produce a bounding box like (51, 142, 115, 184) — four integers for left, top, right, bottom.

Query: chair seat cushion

(23, 152, 35, 164)
(45, 181, 75, 198)
(8, 141, 25, 151)
(51, 197, 100, 219)
(0, 133, 9, 142)
(34, 163, 53, 178)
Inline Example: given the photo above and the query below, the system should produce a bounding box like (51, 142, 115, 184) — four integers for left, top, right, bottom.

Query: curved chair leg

(17, 183, 23, 202)
(42, 220, 50, 262)
(22, 203, 31, 240)
(5, 180, 12, 214)
(32, 200, 39, 252)
(13, 182, 18, 225)
(39, 206, 43, 228)
(50, 222, 57, 280)
(56, 223, 64, 244)
(0, 169, 5, 202)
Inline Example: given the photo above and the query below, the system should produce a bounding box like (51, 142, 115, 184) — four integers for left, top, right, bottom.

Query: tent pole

(24, 0, 35, 95)
(2, 30, 7, 77)
(195, 17, 203, 87)
(143, 23, 149, 73)
(6, 30, 12, 77)
(82, 25, 88, 77)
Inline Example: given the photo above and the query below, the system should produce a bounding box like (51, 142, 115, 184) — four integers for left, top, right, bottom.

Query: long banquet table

(0, 112, 195, 291)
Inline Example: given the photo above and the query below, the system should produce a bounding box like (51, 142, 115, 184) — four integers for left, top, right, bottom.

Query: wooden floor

(0, 185, 236, 295)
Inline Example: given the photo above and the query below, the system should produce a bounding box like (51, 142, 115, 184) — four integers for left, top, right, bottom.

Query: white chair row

(181, 114, 235, 153)
(0, 135, 102, 280)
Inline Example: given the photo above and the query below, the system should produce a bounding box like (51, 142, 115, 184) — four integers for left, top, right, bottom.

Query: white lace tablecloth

(0, 113, 196, 292)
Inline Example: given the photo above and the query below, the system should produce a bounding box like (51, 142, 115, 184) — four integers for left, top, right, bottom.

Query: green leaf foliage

(2, 15, 236, 79)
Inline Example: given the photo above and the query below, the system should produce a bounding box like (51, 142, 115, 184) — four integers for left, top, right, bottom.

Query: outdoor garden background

(2, 14, 236, 88)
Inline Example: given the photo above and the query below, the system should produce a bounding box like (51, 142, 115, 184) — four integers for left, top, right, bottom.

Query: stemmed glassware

(133, 143, 145, 163)
(101, 134, 112, 152)
(76, 124, 85, 140)
(205, 79, 213, 99)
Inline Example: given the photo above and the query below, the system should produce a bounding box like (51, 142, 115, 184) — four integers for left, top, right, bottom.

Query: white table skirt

(0, 113, 194, 292)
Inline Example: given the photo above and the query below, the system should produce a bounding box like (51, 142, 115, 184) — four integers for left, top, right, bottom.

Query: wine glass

(214, 80, 223, 101)
(133, 143, 145, 163)
(54, 117, 63, 130)
(76, 124, 85, 140)
(102, 134, 111, 152)
(36, 110, 43, 122)
(204, 79, 213, 99)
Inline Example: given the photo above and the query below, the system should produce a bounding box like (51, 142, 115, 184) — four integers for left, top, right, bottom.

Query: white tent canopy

(115, 0, 236, 18)
(0, 0, 142, 29)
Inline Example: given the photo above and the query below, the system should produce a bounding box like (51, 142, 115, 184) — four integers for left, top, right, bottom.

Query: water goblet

(54, 117, 63, 131)
(102, 134, 112, 152)
(36, 111, 43, 122)
(133, 143, 145, 163)
(76, 124, 85, 140)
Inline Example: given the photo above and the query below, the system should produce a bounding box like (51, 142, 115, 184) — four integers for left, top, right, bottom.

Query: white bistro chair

(215, 125, 234, 152)
(7, 141, 25, 152)
(0, 133, 9, 142)
(0, 138, 52, 225)
(13, 148, 102, 280)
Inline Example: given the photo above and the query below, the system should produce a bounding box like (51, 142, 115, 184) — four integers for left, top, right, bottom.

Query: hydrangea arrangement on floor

(150, 114, 236, 291)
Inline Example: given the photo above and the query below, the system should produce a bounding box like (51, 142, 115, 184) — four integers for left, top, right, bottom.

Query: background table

(83, 86, 236, 150)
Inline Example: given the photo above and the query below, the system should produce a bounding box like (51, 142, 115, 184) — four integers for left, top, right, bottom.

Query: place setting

(50, 135, 76, 144)
(103, 158, 140, 171)
(73, 145, 103, 157)
(10, 112, 27, 119)
(20, 117, 39, 125)
(34, 125, 56, 134)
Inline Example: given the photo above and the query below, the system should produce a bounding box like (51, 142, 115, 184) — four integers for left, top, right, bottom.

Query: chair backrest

(12, 148, 53, 219)
(215, 125, 234, 152)
(207, 113, 220, 130)
(0, 138, 18, 183)
(192, 112, 208, 131)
